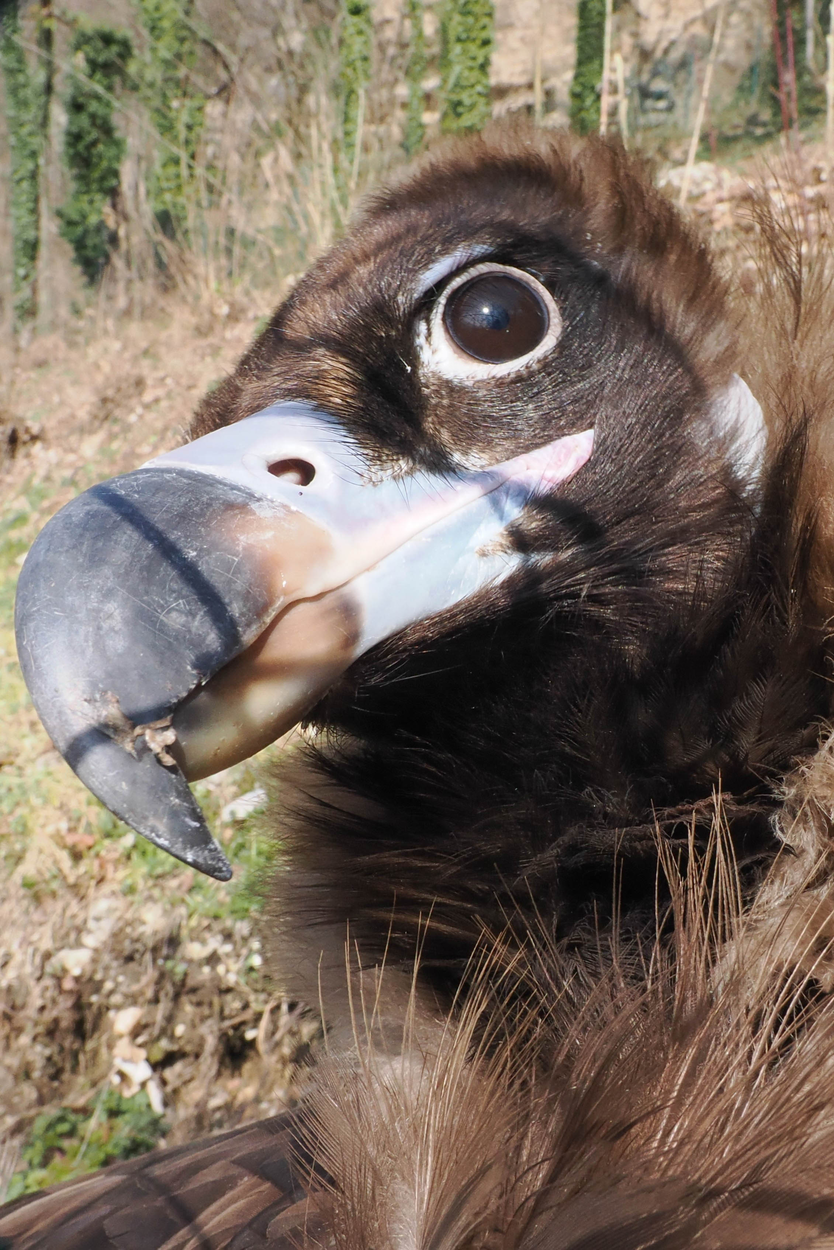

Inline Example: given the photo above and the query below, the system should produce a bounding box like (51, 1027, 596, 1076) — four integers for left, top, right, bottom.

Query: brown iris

(443, 273, 549, 364)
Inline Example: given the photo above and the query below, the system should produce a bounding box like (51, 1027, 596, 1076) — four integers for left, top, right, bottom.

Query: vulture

(5, 126, 834, 1249)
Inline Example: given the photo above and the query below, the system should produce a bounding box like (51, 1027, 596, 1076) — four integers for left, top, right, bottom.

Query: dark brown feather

(0, 1115, 327, 1249)
(296, 785, 834, 1250)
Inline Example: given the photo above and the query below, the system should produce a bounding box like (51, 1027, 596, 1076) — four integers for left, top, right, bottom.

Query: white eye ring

(417, 262, 563, 382)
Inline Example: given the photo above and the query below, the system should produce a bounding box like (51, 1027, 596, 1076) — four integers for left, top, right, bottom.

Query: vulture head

(15, 130, 827, 987)
(6, 128, 834, 1248)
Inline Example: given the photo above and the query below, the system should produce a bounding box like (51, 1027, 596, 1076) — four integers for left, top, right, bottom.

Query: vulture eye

(420, 262, 563, 381)
(444, 273, 549, 363)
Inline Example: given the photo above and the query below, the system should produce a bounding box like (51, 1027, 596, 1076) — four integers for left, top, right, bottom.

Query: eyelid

(411, 245, 493, 302)
(417, 262, 563, 382)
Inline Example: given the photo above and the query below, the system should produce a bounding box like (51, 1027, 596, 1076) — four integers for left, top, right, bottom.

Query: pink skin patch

(496, 429, 595, 496)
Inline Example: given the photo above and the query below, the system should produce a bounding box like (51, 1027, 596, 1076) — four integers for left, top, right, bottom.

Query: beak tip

(173, 839, 234, 882)
(61, 729, 234, 882)
(123, 790, 235, 882)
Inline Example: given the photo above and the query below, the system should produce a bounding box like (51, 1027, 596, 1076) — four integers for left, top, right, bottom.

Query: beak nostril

(267, 458, 316, 486)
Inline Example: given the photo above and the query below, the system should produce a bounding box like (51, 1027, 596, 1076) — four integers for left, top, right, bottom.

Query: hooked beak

(14, 402, 593, 880)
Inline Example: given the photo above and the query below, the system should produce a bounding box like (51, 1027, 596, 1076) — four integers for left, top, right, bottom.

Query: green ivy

(339, 0, 372, 180)
(569, 0, 605, 135)
(5, 1088, 167, 1199)
(439, 0, 494, 134)
(0, 0, 52, 321)
(403, 0, 426, 156)
(57, 25, 132, 284)
(133, 0, 206, 241)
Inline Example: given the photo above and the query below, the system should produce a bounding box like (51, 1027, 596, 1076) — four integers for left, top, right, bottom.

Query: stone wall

(490, 0, 771, 133)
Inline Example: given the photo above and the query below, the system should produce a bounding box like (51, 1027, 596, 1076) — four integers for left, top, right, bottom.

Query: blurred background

(1, 0, 832, 334)
(0, 0, 831, 1206)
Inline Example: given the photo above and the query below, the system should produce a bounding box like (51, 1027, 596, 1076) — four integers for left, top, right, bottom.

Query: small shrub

(763, 0, 827, 131)
(403, 0, 426, 156)
(339, 0, 373, 181)
(569, 0, 605, 135)
(58, 25, 133, 284)
(439, 0, 494, 134)
(6, 1088, 167, 1199)
(0, 0, 52, 321)
(133, 0, 206, 242)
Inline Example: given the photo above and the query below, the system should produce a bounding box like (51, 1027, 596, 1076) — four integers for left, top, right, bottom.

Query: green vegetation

(339, 0, 373, 182)
(706, 0, 831, 155)
(6, 1089, 167, 1199)
(569, 0, 605, 134)
(0, 0, 53, 321)
(439, 0, 494, 133)
(134, 0, 206, 241)
(403, 0, 426, 156)
(764, 0, 828, 130)
(58, 24, 132, 283)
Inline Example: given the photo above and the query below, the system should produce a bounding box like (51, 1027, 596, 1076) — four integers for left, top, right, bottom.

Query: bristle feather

(286, 777, 834, 1249)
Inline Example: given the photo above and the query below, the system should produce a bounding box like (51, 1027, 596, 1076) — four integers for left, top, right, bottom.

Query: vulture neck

(270, 430, 830, 1004)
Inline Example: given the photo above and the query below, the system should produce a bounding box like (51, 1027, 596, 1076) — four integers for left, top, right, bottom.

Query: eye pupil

(444, 274, 549, 364)
(473, 301, 510, 332)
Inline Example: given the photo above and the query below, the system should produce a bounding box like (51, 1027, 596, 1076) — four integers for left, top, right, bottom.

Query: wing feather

(0, 1114, 327, 1250)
